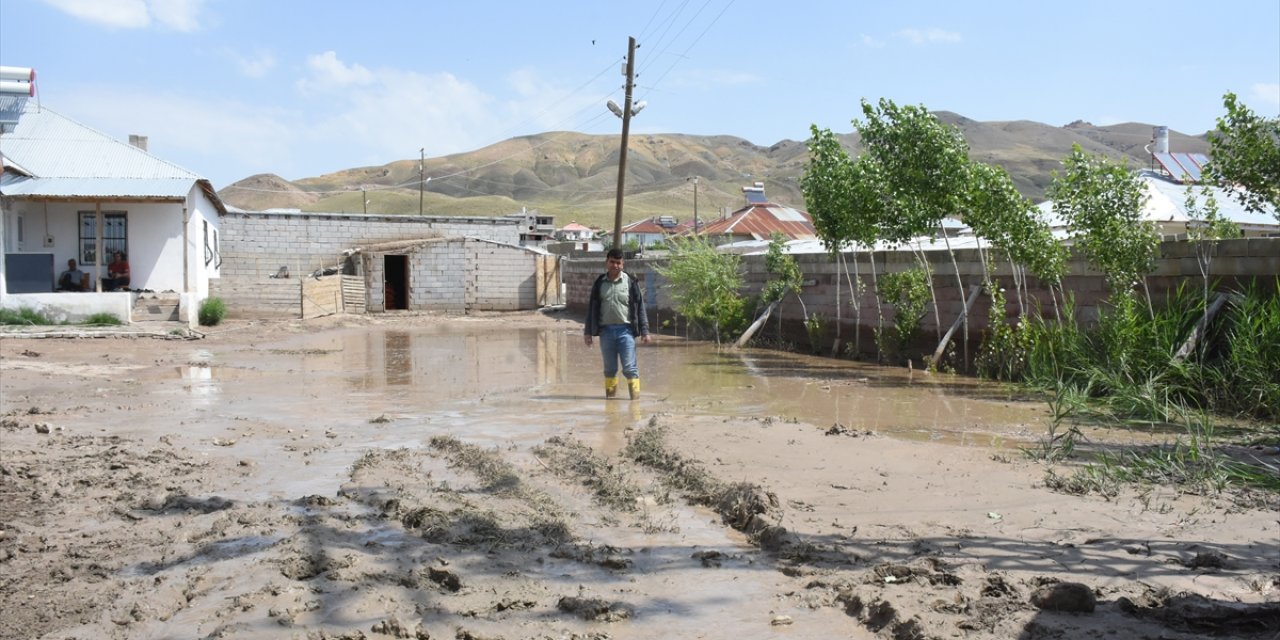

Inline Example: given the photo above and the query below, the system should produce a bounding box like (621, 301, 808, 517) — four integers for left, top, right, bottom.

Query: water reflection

(177, 324, 1047, 445)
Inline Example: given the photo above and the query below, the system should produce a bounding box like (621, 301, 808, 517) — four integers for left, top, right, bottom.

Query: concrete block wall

(407, 240, 467, 313)
(362, 238, 536, 313)
(468, 242, 537, 311)
(564, 237, 1280, 352)
(216, 211, 521, 316)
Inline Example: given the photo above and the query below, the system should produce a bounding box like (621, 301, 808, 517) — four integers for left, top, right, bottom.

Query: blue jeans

(599, 324, 638, 379)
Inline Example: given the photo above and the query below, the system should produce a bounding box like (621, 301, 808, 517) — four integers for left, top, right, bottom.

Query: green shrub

(82, 312, 122, 326)
(0, 307, 53, 325)
(198, 297, 227, 326)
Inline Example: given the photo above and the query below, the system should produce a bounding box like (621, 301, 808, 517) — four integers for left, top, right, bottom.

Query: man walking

(584, 248, 651, 399)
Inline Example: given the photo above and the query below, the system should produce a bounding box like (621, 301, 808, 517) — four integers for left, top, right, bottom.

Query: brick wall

(564, 237, 1280, 353)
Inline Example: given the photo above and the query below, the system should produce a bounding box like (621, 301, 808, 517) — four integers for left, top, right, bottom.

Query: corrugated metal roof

(1036, 171, 1279, 230)
(697, 203, 817, 241)
(0, 174, 193, 199)
(0, 102, 219, 203)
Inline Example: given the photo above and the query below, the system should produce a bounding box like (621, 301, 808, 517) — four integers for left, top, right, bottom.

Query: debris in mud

(19, 349, 40, 357)
(825, 423, 874, 437)
(692, 550, 726, 567)
(1117, 589, 1280, 636)
(714, 482, 789, 551)
(550, 543, 633, 570)
(533, 436, 641, 511)
(369, 414, 393, 424)
(370, 615, 430, 638)
(427, 566, 463, 592)
(981, 573, 1020, 599)
(298, 494, 337, 508)
(1181, 549, 1230, 570)
(454, 628, 504, 640)
(1029, 580, 1096, 613)
(494, 598, 536, 612)
(154, 492, 234, 514)
(557, 596, 634, 622)
(769, 614, 793, 626)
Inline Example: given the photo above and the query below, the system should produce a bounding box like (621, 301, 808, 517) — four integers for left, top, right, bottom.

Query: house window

(79, 211, 127, 266)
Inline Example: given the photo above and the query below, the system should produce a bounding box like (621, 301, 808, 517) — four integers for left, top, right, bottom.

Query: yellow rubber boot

(604, 376, 619, 398)
(628, 377, 640, 400)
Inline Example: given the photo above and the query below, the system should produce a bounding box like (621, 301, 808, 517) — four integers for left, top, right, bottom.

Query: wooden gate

(535, 254, 562, 306)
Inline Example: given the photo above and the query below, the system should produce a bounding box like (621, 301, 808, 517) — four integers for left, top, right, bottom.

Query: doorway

(384, 255, 409, 310)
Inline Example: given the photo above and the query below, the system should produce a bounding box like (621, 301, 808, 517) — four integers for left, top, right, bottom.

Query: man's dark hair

(606, 248, 624, 260)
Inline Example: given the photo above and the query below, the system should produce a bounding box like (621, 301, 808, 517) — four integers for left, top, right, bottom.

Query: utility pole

(693, 176, 699, 234)
(419, 148, 425, 216)
(362, 189, 367, 215)
(611, 36, 637, 250)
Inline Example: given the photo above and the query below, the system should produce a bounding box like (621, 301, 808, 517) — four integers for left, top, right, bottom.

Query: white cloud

(222, 49, 277, 78)
(895, 27, 961, 45)
(860, 34, 885, 48)
(147, 0, 203, 32)
(42, 0, 204, 31)
(1252, 82, 1280, 108)
(297, 51, 375, 93)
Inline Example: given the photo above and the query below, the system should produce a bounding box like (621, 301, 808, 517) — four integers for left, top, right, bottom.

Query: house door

(384, 255, 409, 310)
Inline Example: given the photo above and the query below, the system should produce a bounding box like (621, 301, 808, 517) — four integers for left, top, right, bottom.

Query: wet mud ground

(1, 311, 1277, 640)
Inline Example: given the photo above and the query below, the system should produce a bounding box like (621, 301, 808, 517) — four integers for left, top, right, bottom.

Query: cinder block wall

(565, 238, 1280, 353)
(214, 211, 521, 316)
(468, 241, 537, 311)
(364, 238, 537, 313)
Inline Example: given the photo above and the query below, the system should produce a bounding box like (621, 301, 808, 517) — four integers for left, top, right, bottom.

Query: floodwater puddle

(187, 324, 1049, 450)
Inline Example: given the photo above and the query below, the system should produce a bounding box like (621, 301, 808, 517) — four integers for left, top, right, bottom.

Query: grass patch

(0, 307, 54, 325)
(1042, 411, 1280, 498)
(82, 312, 122, 326)
(198, 297, 226, 326)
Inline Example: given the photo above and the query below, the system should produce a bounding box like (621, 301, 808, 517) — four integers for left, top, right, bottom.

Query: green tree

(654, 236, 745, 343)
(802, 125, 880, 356)
(1206, 92, 1280, 219)
(1047, 145, 1158, 305)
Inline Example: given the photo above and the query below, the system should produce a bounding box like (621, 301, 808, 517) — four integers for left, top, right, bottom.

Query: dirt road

(1, 312, 1276, 639)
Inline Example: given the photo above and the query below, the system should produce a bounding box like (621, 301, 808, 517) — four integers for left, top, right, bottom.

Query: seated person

(102, 251, 131, 291)
(57, 259, 87, 291)
(58, 258, 88, 291)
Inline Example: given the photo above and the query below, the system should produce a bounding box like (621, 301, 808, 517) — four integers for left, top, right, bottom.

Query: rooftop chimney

(128, 134, 148, 151)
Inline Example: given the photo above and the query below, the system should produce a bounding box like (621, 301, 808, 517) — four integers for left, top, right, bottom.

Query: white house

(0, 100, 225, 324)
(557, 222, 594, 241)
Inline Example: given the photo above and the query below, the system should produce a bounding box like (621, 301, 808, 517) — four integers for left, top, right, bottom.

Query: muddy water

(190, 325, 1048, 442)
(161, 325, 1050, 498)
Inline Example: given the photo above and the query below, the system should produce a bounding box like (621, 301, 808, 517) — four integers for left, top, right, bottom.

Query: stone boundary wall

(564, 238, 1280, 354)
(214, 211, 521, 316)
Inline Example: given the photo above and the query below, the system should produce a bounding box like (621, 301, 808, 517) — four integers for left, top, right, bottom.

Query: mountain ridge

(218, 115, 1210, 231)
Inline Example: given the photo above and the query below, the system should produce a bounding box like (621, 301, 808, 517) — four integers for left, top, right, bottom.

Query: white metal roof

(1036, 171, 1279, 231)
(0, 102, 216, 203)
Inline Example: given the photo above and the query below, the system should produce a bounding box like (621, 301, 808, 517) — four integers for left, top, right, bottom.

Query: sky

(2, 0, 1278, 190)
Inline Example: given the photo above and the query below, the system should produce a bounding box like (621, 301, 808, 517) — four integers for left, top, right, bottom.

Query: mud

(1, 311, 1277, 639)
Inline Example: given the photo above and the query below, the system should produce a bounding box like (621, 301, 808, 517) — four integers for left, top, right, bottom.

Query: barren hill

(218, 115, 1210, 231)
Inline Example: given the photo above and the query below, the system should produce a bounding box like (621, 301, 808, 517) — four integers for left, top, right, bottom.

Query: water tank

(1153, 126, 1169, 154)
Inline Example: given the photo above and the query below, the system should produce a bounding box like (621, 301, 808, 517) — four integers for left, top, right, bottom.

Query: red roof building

(692, 183, 816, 245)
